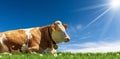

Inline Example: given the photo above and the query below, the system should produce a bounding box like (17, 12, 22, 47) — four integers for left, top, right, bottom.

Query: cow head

(51, 21, 70, 43)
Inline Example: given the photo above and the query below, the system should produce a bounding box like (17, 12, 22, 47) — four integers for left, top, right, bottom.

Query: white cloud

(68, 24, 83, 33)
(76, 24, 82, 30)
(67, 24, 85, 40)
(59, 41, 120, 53)
(79, 35, 92, 39)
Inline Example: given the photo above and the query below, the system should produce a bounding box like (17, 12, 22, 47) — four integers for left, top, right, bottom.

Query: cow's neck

(48, 25, 56, 45)
(39, 25, 56, 45)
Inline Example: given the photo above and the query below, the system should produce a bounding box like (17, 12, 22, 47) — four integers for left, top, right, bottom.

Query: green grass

(0, 52, 120, 59)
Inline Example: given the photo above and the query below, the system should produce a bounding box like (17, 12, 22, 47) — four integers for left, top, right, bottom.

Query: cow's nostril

(65, 38, 70, 42)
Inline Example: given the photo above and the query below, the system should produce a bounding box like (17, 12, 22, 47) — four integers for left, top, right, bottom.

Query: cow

(0, 20, 70, 56)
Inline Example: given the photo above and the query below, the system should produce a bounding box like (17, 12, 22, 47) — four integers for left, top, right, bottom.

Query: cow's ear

(63, 24, 68, 29)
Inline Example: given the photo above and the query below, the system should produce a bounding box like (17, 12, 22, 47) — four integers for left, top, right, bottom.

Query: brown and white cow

(0, 21, 70, 55)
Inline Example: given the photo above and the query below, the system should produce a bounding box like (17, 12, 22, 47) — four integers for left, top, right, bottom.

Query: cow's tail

(0, 41, 4, 52)
(0, 34, 9, 53)
(0, 40, 9, 53)
(0, 41, 2, 47)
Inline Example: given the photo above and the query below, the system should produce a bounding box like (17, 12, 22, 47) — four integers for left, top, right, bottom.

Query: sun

(109, 0, 120, 9)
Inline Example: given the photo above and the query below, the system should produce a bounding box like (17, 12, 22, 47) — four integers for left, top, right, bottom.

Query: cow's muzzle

(64, 37, 70, 42)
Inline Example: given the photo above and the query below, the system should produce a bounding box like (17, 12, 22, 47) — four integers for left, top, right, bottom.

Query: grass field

(0, 52, 120, 59)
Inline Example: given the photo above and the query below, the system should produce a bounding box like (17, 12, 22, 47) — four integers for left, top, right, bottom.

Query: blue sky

(0, 0, 120, 52)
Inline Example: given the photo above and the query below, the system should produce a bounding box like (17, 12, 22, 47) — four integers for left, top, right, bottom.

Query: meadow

(0, 52, 120, 59)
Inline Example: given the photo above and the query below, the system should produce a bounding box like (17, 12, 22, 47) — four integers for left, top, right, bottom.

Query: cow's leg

(51, 48, 57, 57)
(44, 48, 57, 56)
(27, 43, 39, 53)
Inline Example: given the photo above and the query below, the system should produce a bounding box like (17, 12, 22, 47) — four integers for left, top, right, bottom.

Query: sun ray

(90, 7, 108, 16)
(83, 8, 111, 30)
(99, 8, 120, 39)
(75, 4, 108, 12)
(99, 11, 116, 39)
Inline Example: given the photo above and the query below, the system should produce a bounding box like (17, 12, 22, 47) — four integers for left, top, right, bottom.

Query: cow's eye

(57, 28, 62, 31)
(57, 22, 60, 25)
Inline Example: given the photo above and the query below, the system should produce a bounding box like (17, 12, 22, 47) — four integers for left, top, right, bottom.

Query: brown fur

(0, 24, 57, 53)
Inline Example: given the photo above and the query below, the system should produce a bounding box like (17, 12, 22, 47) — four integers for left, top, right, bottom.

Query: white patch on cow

(51, 48, 57, 57)
(55, 21, 65, 31)
(52, 31, 66, 43)
(0, 34, 7, 45)
(21, 44, 28, 52)
(23, 29, 32, 40)
(52, 21, 70, 43)
(20, 28, 33, 52)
